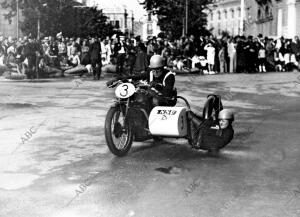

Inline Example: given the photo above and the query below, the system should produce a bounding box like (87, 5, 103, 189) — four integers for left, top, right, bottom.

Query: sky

(88, 0, 147, 20)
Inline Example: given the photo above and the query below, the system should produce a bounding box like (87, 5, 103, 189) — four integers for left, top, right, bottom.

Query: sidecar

(148, 94, 223, 144)
(105, 80, 223, 156)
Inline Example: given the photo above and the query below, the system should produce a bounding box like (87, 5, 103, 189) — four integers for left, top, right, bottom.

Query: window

(269, 8, 273, 17)
(218, 11, 221, 20)
(120, 18, 123, 28)
(257, 8, 261, 19)
(147, 23, 153, 34)
(224, 10, 227, 19)
(238, 7, 241, 17)
(231, 9, 234, 19)
(211, 12, 213, 21)
(265, 6, 269, 16)
(115, 20, 120, 28)
(148, 14, 152, 22)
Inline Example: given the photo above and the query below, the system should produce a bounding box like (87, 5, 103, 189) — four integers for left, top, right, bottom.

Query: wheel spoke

(117, 132, 127, 149)
(111, 110, 129, 150)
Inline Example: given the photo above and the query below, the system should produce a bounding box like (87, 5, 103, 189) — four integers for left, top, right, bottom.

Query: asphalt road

(0, 72, 300, 217)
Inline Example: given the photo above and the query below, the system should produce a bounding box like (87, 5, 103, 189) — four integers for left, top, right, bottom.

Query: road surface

(0, 72, 299, 217)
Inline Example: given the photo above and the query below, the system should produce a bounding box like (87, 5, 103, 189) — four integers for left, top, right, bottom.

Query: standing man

(291, 36, 300, 68)
(89, 36, 102, 80)
(23, 36, 40, 79)
(114, 36, 127, 75)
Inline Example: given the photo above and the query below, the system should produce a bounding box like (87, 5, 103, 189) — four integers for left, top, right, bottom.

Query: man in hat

(56, 32, 62, 39)
(89, 36, 102, 80)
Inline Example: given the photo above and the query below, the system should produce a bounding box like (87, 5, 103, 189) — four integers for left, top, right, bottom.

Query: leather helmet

(218, 109, 234, 121)
(149, 55, 164, 69)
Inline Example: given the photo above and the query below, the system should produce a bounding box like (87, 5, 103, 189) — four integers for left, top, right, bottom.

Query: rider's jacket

(149, 69, 176, 98)
(202, 122, 234, 151)
(189, 112, 234, 151)
(198, 118, 234, 151)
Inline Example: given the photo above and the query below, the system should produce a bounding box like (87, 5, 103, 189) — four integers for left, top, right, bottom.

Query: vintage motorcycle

(105, 78, 223, 157)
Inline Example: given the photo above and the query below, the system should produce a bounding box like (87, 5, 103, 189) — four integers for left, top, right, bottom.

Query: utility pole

(16, 0, 19, 39)
(185, 0, 188, 35)
(37, 11, 41, 40)
(239, 0, 245, 36)
(182, 0, 188, 36)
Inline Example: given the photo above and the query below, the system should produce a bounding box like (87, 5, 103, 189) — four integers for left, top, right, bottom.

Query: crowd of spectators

(1, 32, 300, 80)
(144, 34, 300, 74)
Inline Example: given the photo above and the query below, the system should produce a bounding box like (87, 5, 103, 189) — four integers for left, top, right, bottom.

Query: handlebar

(107, 79, 150, 89)
(107, 80, 122, 88)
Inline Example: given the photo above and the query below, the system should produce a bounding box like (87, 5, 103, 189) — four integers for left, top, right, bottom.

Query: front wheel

(105, 106, 133, 157)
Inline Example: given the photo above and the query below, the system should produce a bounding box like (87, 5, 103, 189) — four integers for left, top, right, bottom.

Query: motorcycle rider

(189, 108, 235, 154)
(107, 54, 177, 106)
(147, 54, 177, 106)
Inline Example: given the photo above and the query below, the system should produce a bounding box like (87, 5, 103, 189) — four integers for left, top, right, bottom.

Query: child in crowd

(258, 44, 266, 73)
(274, 48, 284, 72)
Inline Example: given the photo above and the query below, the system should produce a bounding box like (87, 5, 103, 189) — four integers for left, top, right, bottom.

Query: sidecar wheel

(105, 107, 133, 157)
(153, 136, 163, 142)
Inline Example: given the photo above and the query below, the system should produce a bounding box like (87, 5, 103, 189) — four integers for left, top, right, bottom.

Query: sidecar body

(148, 106, 188, 137)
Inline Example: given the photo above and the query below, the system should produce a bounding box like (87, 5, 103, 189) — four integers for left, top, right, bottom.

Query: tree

(255, 0, 281, 5)
(74, 7, 115, 38)
(140, 0, 214, 39)
(0, 0, 115, 38)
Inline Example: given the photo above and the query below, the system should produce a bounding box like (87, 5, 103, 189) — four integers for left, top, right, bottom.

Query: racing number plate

(115, 83, 135, 99)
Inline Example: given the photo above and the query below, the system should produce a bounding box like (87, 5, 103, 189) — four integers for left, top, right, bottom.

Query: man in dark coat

(291, 36, 300, 66)
(23, 36, 41, 78)
(114, 36, 127, 75)
(89, 36, 102, 80)
(236, 36, 248, 73)
(246, 35, 258, 73)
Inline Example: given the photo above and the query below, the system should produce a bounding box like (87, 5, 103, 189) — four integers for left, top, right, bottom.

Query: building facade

(207, 0, 300, 38)
(206, 0, 242, 36)
(101, 7, 135, 36)
(85, 0, 135, 36)
(140, 13, 160, 41)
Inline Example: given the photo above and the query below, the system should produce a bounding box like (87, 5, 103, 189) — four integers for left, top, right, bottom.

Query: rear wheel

(105, 106, 133, 157)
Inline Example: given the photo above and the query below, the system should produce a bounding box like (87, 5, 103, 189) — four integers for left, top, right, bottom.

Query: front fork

(111, 99, 130, 129)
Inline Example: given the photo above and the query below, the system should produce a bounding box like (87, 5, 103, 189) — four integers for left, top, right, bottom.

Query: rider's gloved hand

(150, 81, 162, 90)
(148, 88, 159, 96)
(106, 78, 117, 87)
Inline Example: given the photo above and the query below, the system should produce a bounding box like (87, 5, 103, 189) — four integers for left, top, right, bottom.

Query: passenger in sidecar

(189, 108, 234, 154)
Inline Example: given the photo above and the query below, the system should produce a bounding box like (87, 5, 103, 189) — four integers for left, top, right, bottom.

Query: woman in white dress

(204, 42, 215, 73)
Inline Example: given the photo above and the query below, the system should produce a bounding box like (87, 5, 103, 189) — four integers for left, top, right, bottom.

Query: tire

(153, 136, 163, 142)
(105, 106, 133, 157)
